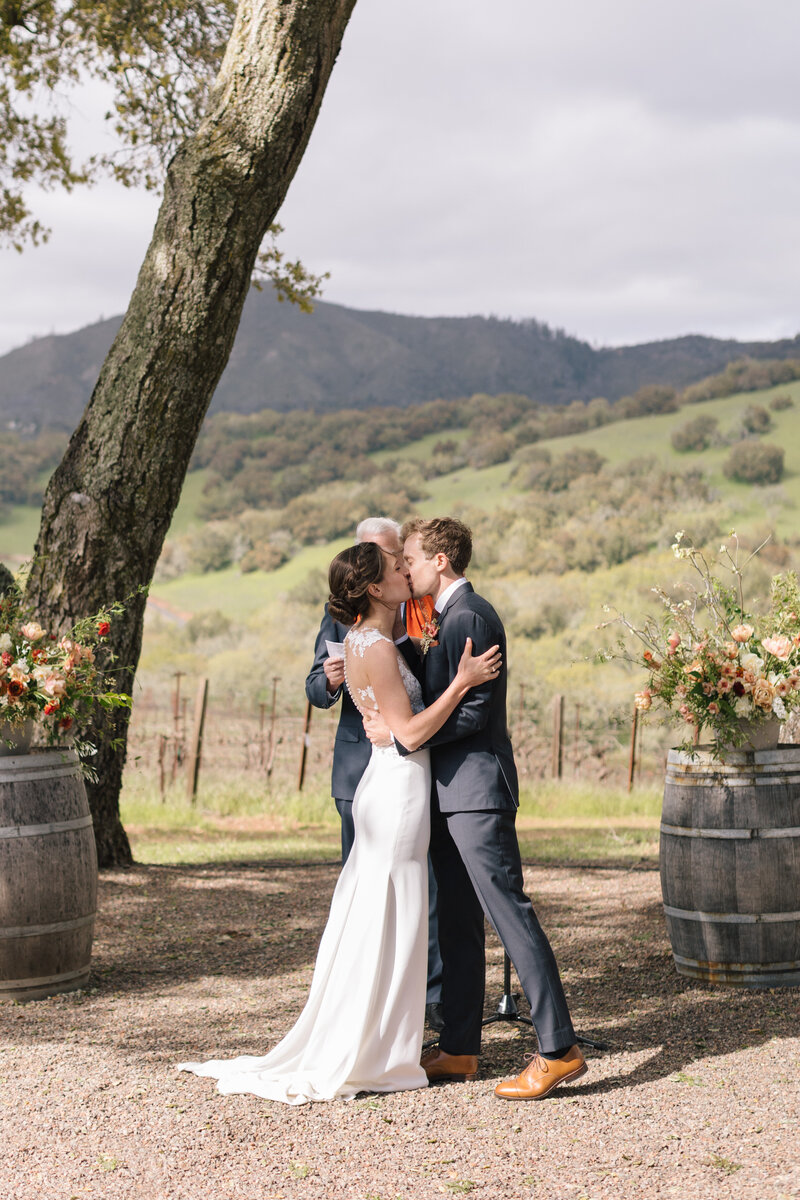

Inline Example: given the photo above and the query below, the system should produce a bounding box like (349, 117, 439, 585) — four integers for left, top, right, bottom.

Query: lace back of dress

(343, 625, 424, 717)
(343, 625, 389, 716)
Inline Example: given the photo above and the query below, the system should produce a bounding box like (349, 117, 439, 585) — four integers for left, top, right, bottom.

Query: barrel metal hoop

(672, 952, 800, 972)
(0, 814, 94, 839)
(665, 771, 800, 788)
(660, 823, 800, 840)
(0, 764, 80, 784)
(0, 965, 90, 990)
(664, 903, 800, 924)
(0, 912, 96, 938)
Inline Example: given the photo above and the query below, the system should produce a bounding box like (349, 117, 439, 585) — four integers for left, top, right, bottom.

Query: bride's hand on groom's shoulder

(363, 709, 394, 747)
(457, 638, 502, 688)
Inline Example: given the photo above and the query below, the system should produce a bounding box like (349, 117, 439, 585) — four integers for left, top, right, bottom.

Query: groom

(367, 516, 586, 1100)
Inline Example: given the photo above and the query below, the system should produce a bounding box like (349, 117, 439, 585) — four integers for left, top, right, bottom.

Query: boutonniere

(419, 617, 440, 656)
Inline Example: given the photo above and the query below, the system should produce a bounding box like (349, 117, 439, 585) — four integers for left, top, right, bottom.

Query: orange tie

(405, 595, 435, 638)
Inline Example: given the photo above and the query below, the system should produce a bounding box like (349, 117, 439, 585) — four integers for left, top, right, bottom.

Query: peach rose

(20, 622, 45, 642)
(752, 678, 775, 710)
(731, 624, 754, 643)
(634, 689, 652, 711)
(43, 674, 67, 698)
(762, 635, 793, 661)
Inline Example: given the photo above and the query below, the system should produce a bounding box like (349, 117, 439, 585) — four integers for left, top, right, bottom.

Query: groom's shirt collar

(435, 577, 468, 615)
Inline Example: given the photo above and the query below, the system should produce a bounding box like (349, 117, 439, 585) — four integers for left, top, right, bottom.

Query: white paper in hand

(325, 640, 346, 659)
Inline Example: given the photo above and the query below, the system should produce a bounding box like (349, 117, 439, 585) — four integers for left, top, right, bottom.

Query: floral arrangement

(598, 532, 800, 747)
(0, 575, 132, 751)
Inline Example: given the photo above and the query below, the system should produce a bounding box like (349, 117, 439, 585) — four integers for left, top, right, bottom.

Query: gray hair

(355, 517, 401, 542)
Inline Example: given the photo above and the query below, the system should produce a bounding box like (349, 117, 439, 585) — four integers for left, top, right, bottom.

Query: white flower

(773, 695, 788, 720)
(0, 633, 11, 653)
(741, 652, 764, 675)
(734, 696, 752, 717)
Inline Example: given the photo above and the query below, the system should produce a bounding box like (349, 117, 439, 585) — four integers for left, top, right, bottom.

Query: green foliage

(0, 427, 67, 505)
(616, 384, 678, 418)
(770, 393, 794, 411)
(741, 404, 773, 434)
(682, 357, 800, 404)
(671, 414, 718, 453)
(723, 442, 784, 485)
(0, 0, 234, 246)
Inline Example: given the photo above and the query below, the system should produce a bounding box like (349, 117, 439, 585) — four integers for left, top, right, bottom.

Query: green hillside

(3, 373, 799, 756)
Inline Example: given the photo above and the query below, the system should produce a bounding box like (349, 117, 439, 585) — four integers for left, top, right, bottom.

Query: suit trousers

(430, 806, 575, 1056)
(335, 797, 356, 864)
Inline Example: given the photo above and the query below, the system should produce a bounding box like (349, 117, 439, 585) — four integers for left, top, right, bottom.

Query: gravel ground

(1, 861, 799, 1200)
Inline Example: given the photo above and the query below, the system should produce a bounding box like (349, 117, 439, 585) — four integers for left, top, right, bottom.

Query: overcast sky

(1, 0, 799, 356)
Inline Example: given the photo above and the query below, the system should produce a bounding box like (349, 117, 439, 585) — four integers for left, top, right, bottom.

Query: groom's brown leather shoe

(494, 1045, 587, 1100)
(421, 1047, 478, 1082)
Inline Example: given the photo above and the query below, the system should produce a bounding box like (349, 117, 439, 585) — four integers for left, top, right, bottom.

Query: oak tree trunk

(25, 0, 357, 865)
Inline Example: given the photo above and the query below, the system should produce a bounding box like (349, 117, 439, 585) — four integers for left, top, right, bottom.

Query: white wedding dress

(178, 626, 431, 1104)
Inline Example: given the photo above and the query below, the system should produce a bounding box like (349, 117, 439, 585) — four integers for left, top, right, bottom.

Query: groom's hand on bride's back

(362, 709, 394, 748)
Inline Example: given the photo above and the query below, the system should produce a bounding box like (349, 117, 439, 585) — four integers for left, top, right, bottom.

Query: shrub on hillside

(615, 384, 678, 419)
(723, 442, 784, 485)
(463, 432, 513, 468)
(670, 414, 718, 452)
(770, 393, 794, 411)
(239, 541, 289, 573)
(742, 404, 773, 434)
(682, 357, 800, 404)
(184, 526, 235, 573)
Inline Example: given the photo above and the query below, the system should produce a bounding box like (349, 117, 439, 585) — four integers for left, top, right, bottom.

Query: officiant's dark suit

(421, 581, 576, 1057)
(305, 604, 371, 861)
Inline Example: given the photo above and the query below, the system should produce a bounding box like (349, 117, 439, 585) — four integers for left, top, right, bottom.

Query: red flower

(43, 701, 60, 715)
(97, 621, 111, 637)
(7, 679, 24, 697)
(59, 717, 73, 731)
(1, 651, 11, 667)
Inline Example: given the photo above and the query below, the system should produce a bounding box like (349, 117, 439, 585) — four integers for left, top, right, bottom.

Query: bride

(178, 540, 500, 1104)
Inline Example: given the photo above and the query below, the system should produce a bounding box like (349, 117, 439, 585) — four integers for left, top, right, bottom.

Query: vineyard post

(297, 699, 313, 791)
(552, 694, 564, 779)
(266, 677, 280, 779)
(186, 678, 209, 804)
(171, 670, 185, 782)
(627, 702, 639, 792)
(573, 702, 581, 776)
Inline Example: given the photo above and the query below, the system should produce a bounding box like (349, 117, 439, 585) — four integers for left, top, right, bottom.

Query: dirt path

(2, 863, 798, 1200)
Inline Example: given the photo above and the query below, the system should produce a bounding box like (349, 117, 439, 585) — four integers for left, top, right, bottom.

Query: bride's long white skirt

(178, 746, 431, 1105)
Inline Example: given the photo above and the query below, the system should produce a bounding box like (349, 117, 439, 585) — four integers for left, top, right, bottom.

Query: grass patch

(120, 775, 660, 867)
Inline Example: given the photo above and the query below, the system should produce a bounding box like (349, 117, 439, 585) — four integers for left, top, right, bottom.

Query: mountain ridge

(1, 288, 798, 430)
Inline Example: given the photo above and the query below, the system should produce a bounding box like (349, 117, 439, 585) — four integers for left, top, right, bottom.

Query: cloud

(1, 0, 799, 354)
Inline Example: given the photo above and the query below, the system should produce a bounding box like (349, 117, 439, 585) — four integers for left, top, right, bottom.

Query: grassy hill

(3, 376, 799, 765)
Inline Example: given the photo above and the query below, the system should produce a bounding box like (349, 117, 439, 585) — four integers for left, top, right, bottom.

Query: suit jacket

(305, 604, 421, 802)
(421, 582, 519, 813)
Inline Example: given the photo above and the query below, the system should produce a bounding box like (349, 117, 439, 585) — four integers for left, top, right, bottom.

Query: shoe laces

(522, 1051, 550, 1074)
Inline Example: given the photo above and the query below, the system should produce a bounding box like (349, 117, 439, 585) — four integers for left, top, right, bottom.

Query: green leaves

(0, 0, 235, 246)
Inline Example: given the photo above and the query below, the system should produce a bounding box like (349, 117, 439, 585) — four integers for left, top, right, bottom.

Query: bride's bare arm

(363, 638, 500, 752)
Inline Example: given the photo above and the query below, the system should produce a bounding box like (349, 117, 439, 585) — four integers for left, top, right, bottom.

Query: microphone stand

(482, 951, 608, 1051)
(424, 951, 608, 1052)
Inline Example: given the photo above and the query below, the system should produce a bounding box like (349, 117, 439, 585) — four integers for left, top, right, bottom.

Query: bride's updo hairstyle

(328, 542, 386, 625)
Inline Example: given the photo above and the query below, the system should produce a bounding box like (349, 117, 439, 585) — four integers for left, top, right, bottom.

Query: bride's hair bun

(328, 542, 385, 625)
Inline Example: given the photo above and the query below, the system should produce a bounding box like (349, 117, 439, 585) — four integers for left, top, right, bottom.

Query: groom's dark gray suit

(421, 581, 576, 1057)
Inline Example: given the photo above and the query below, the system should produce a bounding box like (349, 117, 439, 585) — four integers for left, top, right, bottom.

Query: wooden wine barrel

(661, 746, 800, 987)
(0, 749, 97, 1001)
